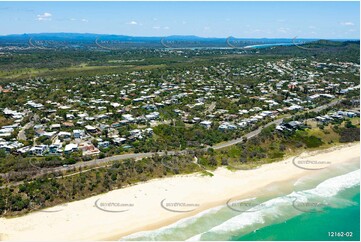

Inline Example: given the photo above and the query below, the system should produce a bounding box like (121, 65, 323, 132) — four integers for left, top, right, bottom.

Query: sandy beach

(0, 142, 359, 241)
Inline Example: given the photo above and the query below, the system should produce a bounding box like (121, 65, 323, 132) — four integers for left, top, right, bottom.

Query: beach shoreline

(1, 142, 359, 241)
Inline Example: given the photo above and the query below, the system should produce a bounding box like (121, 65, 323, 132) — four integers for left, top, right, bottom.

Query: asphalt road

(17, 113, 38, 141)
(17, 121, 33, 141)
(1, 99, 341, 186)
(74, 98, 340, 169)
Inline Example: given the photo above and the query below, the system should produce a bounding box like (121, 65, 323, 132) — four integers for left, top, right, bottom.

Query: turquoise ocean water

(121, 158, 360, 241)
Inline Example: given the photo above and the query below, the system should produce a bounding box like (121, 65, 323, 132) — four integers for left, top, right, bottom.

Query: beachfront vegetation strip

(0, 39, 359, 216)
(0, 115, 359, 216)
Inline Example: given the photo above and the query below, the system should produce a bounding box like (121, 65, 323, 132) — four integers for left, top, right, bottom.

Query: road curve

(1, 99, 341, 185)
(68, 98, 340, 170)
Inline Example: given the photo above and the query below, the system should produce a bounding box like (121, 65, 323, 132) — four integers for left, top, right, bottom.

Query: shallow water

(121, 159, 360, 241)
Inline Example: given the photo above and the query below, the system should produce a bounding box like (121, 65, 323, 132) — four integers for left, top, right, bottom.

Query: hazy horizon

(0, 1, 359, 39)
(0, 32, 360, 41)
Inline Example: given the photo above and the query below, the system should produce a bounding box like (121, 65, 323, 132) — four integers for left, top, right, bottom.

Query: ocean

(121, 158, 360, 241)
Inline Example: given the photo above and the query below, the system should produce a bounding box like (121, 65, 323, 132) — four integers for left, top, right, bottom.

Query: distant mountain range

(0, 33, 358, 49)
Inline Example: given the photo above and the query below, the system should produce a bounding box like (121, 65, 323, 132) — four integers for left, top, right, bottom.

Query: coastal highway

(52, 98, 342, 169)
(1, 99, 341, 185)
(9, 118, 284, 177)
(211, 118, 284, 150)
(212, 98, 340, 149)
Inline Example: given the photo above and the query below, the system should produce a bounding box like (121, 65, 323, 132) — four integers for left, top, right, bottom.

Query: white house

(58, 131, 72, 139)
(64, 143, 78, 154)
(200, 120, 212, 129)
(85, 125, 97, 133)
(29, 145, 48, 156)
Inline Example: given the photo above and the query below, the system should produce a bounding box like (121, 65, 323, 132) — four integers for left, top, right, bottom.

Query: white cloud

(127, 20, 138, 25)
(340, 22, 354, 26)
(152, 26, 168, 30)
(37, 12, 52, 21)
(69, 18, 88, 22)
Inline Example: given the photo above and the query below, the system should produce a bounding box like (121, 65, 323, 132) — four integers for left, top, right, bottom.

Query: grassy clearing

(0, 63, 166, 80)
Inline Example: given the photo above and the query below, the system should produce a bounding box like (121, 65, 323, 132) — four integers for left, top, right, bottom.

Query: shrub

(339, 128, 360, 143)
(304, 135, 323, 148)
(269, 151, 285, 159)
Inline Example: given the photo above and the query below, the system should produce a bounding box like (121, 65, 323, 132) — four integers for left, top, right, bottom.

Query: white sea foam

(184, 169, 360, 240)
(206, 196, 290, 234)
(122, 170, 360, 241)
(121, 203, 225, 240)
(121, 197, 257, 240)
(305, 169, 360, 197)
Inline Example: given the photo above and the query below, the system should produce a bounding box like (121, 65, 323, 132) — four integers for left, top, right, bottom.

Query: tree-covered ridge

(262, 40, 360, 63)
(0, 40, 359, 79)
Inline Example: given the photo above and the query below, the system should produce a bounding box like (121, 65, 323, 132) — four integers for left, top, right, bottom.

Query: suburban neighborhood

(0, 57, 359, 161)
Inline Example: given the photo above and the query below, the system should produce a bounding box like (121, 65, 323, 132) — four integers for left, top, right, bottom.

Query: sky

(0, 1, 359, 39)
